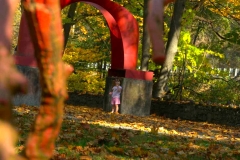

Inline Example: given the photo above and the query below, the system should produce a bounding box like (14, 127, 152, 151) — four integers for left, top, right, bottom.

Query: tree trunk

(63, 3, 78, 49)
(192, 22, 202, 45)
(141, 0, 150, 71)
(103, 60, 107, 78)
(22, 0, 72, 159)
(153, 0, 186, 98)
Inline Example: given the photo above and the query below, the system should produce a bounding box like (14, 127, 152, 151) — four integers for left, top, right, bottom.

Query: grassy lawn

(13, 105, 240, 160)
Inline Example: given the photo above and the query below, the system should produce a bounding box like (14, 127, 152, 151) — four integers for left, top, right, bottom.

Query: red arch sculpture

(61, 0, 139, 70)
(14, 0, 153, 80)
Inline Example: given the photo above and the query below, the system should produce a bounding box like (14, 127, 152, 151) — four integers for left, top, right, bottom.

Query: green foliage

(224, 29, 240, 45)
(177, 31, 224, 72)
(67, 71, 105, 94)
(165, 31, 240, 104)
(198, 77, 240, 104)
(63, 45, 105, 64)
(12, 3, 22, 51)
(60, 0, 240, 105)
(181, 8, 196, 28)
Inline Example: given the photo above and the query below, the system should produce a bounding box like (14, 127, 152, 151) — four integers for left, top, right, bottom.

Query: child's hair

(115, 78, 120, 85)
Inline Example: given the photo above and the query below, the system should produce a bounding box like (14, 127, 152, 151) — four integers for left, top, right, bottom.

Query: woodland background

(12, 0, 240, 105)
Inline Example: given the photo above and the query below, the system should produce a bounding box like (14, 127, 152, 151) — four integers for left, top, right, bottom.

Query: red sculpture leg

(22, 0, 73, 159)
(147, 0, 175, 65)
(14, 13, 36, 67)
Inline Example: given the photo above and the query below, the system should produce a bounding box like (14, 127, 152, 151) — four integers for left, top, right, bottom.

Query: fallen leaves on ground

(13, 104, 240, 160)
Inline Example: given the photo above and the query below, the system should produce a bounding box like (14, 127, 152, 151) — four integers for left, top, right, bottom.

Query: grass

(13, 105, 240, 160)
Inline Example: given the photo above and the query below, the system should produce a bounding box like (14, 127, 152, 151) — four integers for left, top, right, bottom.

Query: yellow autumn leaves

(205, 0, 240, 19)
(13, 103, 240, 159)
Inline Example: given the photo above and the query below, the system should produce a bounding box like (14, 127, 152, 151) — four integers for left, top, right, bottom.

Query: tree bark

(141, 0, 150, 71)
(22, 0, 73, 159)
(63, 3, 78, 49)
(153, 0, 186, 98)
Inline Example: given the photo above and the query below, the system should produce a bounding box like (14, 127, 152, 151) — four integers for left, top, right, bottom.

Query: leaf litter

(13, 104, 240, 160)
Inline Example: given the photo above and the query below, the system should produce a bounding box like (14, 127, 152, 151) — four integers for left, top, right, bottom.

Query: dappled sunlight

(13, 104, 240, 159)
(65, 105, 240, 143)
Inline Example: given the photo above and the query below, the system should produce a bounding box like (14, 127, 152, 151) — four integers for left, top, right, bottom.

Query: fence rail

(169, 68, 240, 78)
(76, 62, 240, 78)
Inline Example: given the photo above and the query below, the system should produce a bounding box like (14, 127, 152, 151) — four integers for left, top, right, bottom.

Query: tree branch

(195, 16, 233, 41)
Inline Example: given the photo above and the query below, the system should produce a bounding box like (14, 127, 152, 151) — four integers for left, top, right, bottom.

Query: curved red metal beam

(15, 0, 139, 70)
(61, 0, 139, 70)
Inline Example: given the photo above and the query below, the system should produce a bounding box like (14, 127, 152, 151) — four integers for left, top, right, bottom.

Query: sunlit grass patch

(13, 104, 240, 159)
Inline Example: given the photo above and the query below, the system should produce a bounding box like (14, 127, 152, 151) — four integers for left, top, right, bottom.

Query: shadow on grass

(54, 120, 240, 160)
(13, 104, 240, 160)
(67, 92, 240, 127)
(66, 92, 104, 108)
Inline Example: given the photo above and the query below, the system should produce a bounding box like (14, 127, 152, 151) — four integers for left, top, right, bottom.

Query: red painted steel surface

(15, 0, 152, 80)
(108, 69, 153, 81)
(14, 13, 36, 66)
(60, 0, 139, 70)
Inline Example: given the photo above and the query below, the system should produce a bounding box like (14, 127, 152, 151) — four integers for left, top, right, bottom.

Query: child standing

(109, 79, 122, 114)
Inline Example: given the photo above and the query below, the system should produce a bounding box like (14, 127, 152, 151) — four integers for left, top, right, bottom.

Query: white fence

(216, 68, 240, 77)
(79, 62, 240, 78)
(168, 67, 240, 78)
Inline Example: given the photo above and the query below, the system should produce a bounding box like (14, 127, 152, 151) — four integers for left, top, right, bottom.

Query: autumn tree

(63, 3, 78, 49)
(193, 0, 240, 68)
(152, 0, 186, 98)
(62, 3, 111, 93)
(62, 3, 110, 72)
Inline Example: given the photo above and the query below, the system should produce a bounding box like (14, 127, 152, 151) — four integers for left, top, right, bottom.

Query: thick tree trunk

(141, 0, 150, 71)
(22, 0, 72, 159)
(153, 0, 186, 98)
(63, 3, 78, 49)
